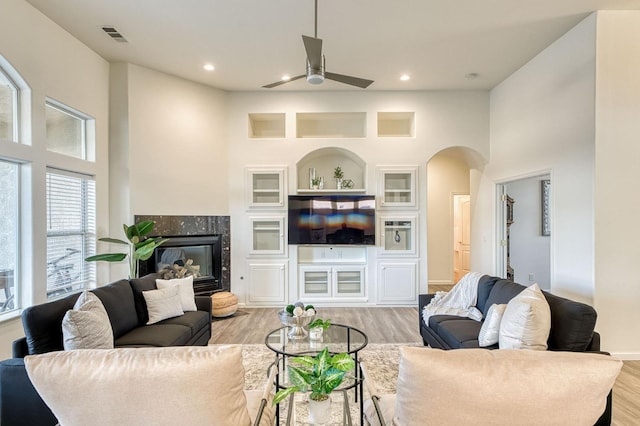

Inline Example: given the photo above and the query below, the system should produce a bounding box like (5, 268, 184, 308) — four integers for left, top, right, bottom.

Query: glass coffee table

(265, 324, 368, 425)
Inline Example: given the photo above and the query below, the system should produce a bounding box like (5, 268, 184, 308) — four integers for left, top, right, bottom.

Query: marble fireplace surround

(134, 215, 230, 293)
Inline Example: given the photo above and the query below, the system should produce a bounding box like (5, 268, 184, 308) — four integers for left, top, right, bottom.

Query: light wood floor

(211, 307, 640, 425)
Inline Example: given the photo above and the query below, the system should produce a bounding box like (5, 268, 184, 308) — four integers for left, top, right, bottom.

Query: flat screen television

(288, 195, 376, 245)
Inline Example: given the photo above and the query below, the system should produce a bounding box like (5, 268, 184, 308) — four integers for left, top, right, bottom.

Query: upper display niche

(296, 147, 366, 192)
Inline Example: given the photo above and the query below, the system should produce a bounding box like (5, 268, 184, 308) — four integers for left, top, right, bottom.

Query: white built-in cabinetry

(298, 247, 367, 302)
(245, 166, 288, 306)
(243, 112, 421, 306)
(376, 166, 419, 304)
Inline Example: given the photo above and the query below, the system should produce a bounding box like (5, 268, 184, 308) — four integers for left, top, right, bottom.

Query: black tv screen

(288, 195, 376, 245)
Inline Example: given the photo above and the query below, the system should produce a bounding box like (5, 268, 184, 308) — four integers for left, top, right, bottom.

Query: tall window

(46, 169, 96, 299)
(0, 68, 18, 142)
(0, 160, 18, 312)
(46, 100, 87, 160)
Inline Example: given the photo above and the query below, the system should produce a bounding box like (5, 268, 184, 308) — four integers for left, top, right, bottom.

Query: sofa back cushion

(129, 273, 159, 325)
(22, 293, 80, 354)
(482, 279, 525, 317)
(25, 346, 252, 426)
(394, 347, 622, 426)
(543, 291, 597, 351)
(475, 275, 500, 314)
(91, 279, 139, 339)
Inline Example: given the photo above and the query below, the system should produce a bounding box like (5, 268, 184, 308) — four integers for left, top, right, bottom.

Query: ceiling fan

(262, 0, 374, 89)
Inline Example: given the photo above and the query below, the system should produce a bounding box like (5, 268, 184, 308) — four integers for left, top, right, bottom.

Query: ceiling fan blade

(302, 35, 323, 69)
(325, 72, 374, 89)
(262, 74, 306, 89)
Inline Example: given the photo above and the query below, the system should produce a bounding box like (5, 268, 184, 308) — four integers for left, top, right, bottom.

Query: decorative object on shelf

(308, 318, 332, 341)
(309, 168, 316, 189)
(272, 347, 355, 424)
(279, 302, 316, 339)
(333, 166, 344, 189)
(341, 179, 354, 189)
(394, 230, 401, 244)
(84, 221, 168, 279)
(311, 177, 322, 190)
(319, 176, 324, 189)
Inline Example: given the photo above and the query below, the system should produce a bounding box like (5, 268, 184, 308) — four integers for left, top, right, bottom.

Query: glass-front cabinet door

(299, 266, 331, 298)
(246, 167, 286, 208)
(379, 215, 418, 256)
(334, 266, 365, 297)
(377, 167, 417, 208)
(249, 216, 285, 255)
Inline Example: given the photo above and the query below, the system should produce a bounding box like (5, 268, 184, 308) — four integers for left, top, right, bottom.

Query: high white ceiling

(24, 0, 640, 91)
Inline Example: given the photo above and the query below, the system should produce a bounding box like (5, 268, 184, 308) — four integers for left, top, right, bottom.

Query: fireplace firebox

(138, 235, 222, 295)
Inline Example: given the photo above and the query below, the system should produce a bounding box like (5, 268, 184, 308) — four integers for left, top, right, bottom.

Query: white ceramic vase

(308, 395, 331, 424)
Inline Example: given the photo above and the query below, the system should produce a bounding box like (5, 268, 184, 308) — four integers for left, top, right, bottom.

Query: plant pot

(309, 326, 324, 341)
(308, 395, 331, 424)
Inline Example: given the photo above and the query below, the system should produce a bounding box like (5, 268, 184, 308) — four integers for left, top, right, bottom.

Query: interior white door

(453, 194, 471, 282)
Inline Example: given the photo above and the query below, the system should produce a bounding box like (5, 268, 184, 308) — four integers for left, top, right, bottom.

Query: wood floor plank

(210, 306, 640, 424)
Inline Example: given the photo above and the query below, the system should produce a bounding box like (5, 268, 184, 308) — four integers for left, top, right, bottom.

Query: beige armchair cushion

(25, 346, 254, 426)
(394, 347, 622, 426)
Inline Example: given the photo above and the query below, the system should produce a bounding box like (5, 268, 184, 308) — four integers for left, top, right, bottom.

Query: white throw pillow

(393, 347, 622, 426)
(478, 303, 507, 347)
(62, 291, 114, 350)
(156, 276, 197, 311)
(499, 283, 551, 350)
(143, 285, 184, 325)
(25, 346, 253, 426)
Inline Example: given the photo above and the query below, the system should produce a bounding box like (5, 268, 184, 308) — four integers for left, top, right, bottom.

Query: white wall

(0, 0, 110, 359)
(479, 15, 596, 307)
(505, 175, 551, 290)
(594, 11, 640, 358)
(427, 150, 471, 286)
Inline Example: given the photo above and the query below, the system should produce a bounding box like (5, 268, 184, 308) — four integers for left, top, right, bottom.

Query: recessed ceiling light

(465, 73, 478, 80)
(400, 74, 411, 81)
(203, 63, 215, 71)
(282, 75, 291, 81)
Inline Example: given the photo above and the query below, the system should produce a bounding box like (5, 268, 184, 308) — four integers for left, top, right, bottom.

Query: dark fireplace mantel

(134, 215, 230, 294)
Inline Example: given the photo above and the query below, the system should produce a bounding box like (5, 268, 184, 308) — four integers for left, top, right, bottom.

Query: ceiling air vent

(101, 26, 128, 43)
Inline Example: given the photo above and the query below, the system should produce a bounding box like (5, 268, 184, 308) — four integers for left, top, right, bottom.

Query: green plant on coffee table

(85, 220, 168, 279)
(273, 347, 355, 404)
(308, 318, 331, 331)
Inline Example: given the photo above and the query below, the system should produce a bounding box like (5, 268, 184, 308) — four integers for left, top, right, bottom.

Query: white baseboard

(428, 279, 454, 286)
(610, 352, 640, 361)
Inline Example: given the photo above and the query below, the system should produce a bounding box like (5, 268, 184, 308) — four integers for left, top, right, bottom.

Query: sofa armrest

(195, 295, 212, 316)
(418, 294, 435, 328)
(586, 331, 601, 352)
(0, 358, 57, 426)
(12, 337, 29, 358)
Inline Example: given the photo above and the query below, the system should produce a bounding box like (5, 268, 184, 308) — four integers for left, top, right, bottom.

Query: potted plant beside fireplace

(85, 220, 168, 279)
(273, 347, 355, 424)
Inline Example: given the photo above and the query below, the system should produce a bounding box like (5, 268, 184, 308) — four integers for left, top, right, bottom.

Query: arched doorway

(426, 147, 485, 292)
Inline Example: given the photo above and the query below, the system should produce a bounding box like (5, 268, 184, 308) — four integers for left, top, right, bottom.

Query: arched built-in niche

(296, 147, 366, 192)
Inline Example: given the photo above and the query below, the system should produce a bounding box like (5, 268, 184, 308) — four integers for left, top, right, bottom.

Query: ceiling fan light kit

(263, 0, 373, 89)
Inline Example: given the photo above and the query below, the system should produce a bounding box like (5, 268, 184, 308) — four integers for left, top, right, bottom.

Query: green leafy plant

(308, 318, 331, 330)
(85, 220, 168, 279)
(311, 177, 322, 187)
(273, 347, 355, 404)
(333, 166, 344, 180)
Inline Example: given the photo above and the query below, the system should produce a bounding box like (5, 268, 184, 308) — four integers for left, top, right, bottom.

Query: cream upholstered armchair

(361, 347, 622, 426)
(24, 345, 275, 426)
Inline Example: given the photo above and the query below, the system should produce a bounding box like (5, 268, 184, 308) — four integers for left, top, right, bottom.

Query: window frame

(0, 66, 20, 143)
(45, 98, 89, 161)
